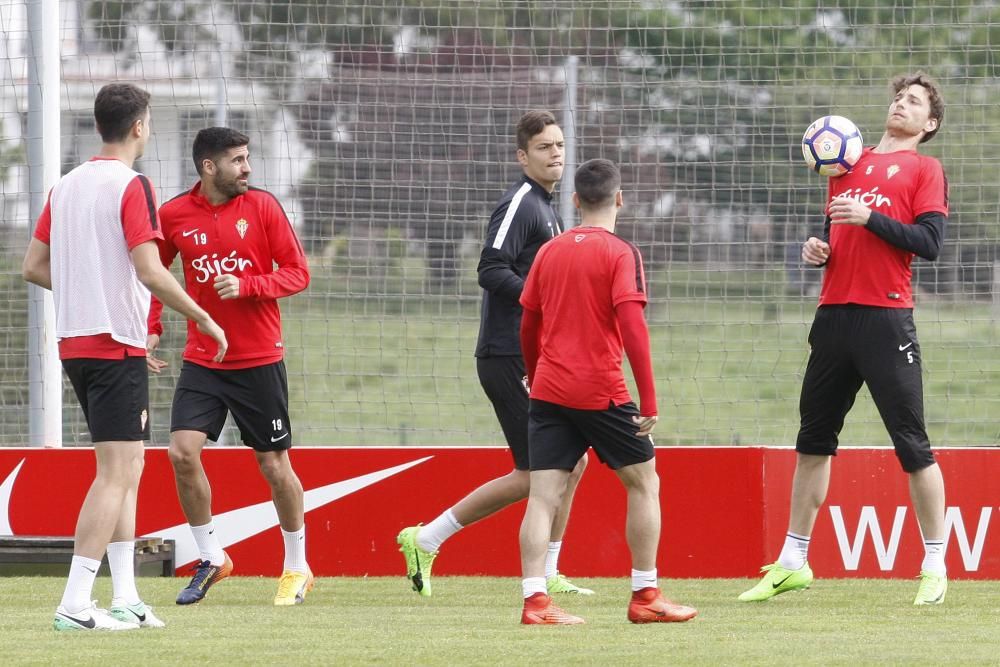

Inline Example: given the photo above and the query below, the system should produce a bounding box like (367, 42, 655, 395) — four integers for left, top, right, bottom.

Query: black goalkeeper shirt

(475, 175, 562, 358)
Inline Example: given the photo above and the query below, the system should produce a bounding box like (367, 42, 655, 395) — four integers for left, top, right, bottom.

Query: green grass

(142, 286, 1000, 448)
(3, 576, 999, 665)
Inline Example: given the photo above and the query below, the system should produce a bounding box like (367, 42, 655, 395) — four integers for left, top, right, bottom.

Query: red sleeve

(913, 157, 948, 217)
(121, 175, 163, 249)
(240, 193, 310, 299)
(34, 192, 52, 244)
(520, 306, 542, 388)
(146, 233, 180, 337)
(616, 300, 657, 417)
(611, 243, 648, 307)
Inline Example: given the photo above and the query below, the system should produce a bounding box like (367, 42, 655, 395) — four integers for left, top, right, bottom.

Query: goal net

(2, 1, 998, 447)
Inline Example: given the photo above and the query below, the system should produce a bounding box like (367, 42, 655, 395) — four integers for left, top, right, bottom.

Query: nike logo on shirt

(182, 229, 200, 237)
(898, 342, 913, 351)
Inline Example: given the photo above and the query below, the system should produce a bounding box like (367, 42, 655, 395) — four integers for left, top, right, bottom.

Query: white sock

(921, 539, 946, 576)
(631, 568, 657, 592)
(522, 576, 547, 599)
(281, 526, 308, 573)
(777, 532, 811, 570)
(544, 541, 562, 579)
(107, 541, 140, 605)
(417, 508, 463, 553)
(190, 521, 225, 565)
(60, 555, 101, 614)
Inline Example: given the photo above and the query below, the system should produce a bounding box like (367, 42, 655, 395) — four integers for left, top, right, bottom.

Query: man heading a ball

(740, 72, 950, 606)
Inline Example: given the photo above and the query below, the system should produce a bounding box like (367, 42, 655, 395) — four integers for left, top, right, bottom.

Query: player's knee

(256, 453, 293, 488)
(167, 442, 200, 471)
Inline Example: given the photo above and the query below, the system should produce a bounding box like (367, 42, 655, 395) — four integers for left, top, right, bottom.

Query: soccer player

(146, 127, 312, 606)
(397, 111, 590, 597)
(22, 83, 228, 631)
(517, 159, 697, 625)
(739, 72, 950, 606)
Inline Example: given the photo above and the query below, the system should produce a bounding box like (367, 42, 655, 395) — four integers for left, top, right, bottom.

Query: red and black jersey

(148, 183, 309, 369)
(520, 227, 649, 410)
(820, 148, 948, 308)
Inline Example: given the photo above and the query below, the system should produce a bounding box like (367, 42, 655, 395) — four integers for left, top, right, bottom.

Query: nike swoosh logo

(83, 565, 97, 573)
(772, 574, 794, 589)
(270, 433, 290, 443)
(60, 612, 96, 629)
(899, 342, 913, 351)
(142, 457, 433, 566)
(182, 229, 200, 237)
(120, 608, 146, 622)
(0, 459, 24, 535)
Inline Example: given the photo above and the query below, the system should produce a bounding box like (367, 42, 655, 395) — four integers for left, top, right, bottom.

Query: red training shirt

(820, 147, 948, 308)
(520, 227, 650, 410)
(148, 183, 309, 369)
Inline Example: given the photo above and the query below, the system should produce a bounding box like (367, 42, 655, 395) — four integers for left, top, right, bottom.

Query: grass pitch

(2, 576, 999, 665)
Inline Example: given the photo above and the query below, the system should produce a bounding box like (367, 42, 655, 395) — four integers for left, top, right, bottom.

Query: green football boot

(397, 525, 438, 597)
(913, 570, 947, 606)
(546, 573, 595, 596)
(738, 562, 813, 601)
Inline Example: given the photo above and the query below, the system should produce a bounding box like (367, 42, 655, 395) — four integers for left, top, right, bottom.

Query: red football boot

(521, 592, 585, 625)
(627, 587, 698, 624)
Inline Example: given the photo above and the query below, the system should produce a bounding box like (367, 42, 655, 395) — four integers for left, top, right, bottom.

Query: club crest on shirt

(887, 165, 900, 180)
(574, 234, 585, 243)
(235, 218, 249, 239)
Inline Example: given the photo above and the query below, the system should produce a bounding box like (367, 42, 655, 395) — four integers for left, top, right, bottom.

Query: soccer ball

(801, 115, 863, 177)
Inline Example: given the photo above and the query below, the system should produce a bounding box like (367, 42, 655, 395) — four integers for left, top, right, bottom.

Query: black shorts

(528, 398, 654, 471)
(63, 357, 150, 442)
(796, 305, 935, 472)
(171, 361, 292, 452)
(477, 356, 530, 470)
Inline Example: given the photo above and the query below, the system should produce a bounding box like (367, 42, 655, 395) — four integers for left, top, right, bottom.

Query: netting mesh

(2, 1, 1000, 446)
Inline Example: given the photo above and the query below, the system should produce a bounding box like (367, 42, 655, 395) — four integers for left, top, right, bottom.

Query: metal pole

(26, 0, 62, 446)
(560, 55, 578, 230)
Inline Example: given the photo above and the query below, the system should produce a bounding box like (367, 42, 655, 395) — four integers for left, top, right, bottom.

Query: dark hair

(574, 159, 621, 210)
(192, 127, 250, 175)
(94, 83, 150, 143)
(891, 72, 944, 143)
(515, 110, 558, 150)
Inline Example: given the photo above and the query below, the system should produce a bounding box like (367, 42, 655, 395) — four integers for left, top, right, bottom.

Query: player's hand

(214, 274, 241, 300)
(633, 414, 658, 437)
(145, 333, 168, 374)
(521, 375, 530, 394)
(801, 237, 830, 266)
(827, 195, 871, 226)
(197, 317, 228, 362)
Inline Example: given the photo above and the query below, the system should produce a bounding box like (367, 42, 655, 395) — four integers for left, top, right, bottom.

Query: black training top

(475, 175, 563, 358)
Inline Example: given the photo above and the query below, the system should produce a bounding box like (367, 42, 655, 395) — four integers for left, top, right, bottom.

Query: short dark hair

(515, 110, 558, 150)
(192, 127, 250, 175)
(94, 83, 150, 143)
(574, 159, 621, 210)
(891, 72, 944, 143)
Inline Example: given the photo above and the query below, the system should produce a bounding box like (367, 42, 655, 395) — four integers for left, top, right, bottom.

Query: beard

(213, 172, 248, 200)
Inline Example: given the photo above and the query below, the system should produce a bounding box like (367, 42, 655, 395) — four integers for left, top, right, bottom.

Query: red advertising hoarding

(1, 447, 997, 578)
